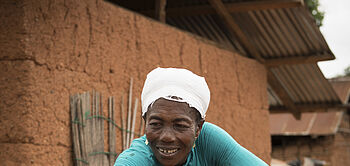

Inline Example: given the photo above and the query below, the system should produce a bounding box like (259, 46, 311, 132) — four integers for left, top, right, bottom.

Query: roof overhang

(107, 0, 344, 119)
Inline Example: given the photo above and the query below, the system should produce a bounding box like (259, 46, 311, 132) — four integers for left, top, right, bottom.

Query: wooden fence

(70, 80, 143, 165)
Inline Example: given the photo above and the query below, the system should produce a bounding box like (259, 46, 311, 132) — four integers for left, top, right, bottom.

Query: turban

(141, 67, 210, 119)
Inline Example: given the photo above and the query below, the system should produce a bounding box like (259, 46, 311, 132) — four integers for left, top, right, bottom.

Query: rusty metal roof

(270, 112, 343, 136)
(108, 0, 344, 115)
(268, 64, 340, 109)
(329, 76, 350, 103)
(270, 77, 350, 136)
(167, 7, 332, 61)
(109, 0, 333, 60)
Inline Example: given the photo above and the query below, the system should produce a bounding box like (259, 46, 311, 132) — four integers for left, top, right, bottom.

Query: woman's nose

(159, 127, 176, 143)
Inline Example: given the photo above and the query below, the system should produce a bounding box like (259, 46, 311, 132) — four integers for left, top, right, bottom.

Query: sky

(317, 0, 350, 78)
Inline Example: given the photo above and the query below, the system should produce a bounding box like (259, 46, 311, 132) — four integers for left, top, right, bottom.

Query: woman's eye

(149, 122, 161, 127)
(175, 124, 189, 129)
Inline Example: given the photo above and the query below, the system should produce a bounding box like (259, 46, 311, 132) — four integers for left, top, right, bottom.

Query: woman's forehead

(153, 98, 189, 108)
(147, 98, 196, 119)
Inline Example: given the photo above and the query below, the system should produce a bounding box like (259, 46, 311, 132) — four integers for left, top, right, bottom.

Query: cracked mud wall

(0, 0, 270, 165)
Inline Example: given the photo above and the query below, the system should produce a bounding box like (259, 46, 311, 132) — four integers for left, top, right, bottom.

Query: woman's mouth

(156, 147, 180, 155)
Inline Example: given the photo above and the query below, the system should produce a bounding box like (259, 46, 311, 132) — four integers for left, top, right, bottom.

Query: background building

(270, 76, 350, 165)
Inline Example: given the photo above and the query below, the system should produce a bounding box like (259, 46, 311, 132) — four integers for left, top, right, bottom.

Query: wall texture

(271, 136, 334, 163)
(271, 118, 350, 166)
(330, 78, 350, 166)
(0, 0, 270, 165)
(332, 128, 350, 166)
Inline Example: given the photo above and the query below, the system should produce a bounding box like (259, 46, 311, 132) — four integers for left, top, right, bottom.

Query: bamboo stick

(108, 97, 111, 166)
(94, 91, 99, 165)
(77, 95, 87, 165)
(91, 90, 95, 158)
(92, 91, 97, 165)
(126, 78, 133, 148)
(139, 115, 144, 136)
(99, 93, 108, 165)
(71, 95, 82, 166)
(109, 97, 116, 166)
(100, 93, 105, 165)
(81, 94, 88, 164)
(120, 95, 126, 151)
(130, 98, 138, 142)
(84, 93, 91, 164)
(84, 92, 93, 165)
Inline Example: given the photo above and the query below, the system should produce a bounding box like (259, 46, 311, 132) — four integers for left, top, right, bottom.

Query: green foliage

(333, 66, 350, 78)
(345, 66, 350, 76)
(305, 0, 324, 27)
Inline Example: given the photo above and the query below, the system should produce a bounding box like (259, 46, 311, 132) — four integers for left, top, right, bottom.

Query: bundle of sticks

(121, 78, 145, 151)
(70, 78, 145, 166)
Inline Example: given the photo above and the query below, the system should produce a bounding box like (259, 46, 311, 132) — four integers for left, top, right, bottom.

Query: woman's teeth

(158, 148, 179, 154)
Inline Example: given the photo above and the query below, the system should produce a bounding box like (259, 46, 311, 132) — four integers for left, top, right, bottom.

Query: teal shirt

(115, 122, 267, 166)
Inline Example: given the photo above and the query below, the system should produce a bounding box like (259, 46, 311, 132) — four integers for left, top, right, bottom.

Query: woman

(115, 67, 267, 166)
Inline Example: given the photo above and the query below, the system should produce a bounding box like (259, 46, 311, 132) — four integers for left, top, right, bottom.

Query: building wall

(271, 79, 350, 166)
(331, 112, 350, 166)
(271, 136, 333, 163)
(272, 129, 350, 166)
(330, 77, 350, 166)
(0, 0, 270, 165)
(330, 77, 350, 103)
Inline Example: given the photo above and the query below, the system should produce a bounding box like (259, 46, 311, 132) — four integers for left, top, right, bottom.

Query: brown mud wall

(272, 132, 350, 166)
(331, 112, 350, 166)
(332, 132, 350, 166)
(330, 79, 350, 166)
(272, 136, 334, 163)
(0, 0, 270, 165)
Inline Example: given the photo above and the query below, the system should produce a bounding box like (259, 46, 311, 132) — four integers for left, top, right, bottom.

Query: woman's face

(145, 98, 202, 166)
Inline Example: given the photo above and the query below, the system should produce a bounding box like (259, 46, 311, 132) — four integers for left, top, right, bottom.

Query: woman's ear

(195, 120, 205, 138)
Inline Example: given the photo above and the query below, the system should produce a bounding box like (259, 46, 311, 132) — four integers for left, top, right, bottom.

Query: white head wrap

(141, 67, 210, 119)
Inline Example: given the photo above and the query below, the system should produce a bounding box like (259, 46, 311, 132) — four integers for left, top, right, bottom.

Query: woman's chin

(154, 149, 185, 166)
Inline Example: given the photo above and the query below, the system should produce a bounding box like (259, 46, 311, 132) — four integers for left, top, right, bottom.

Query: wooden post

(139, 115, 144, 136)
(109, 97, 116, 166)
(267, 70, 301, 119)
(126, 78, 133, 148)
(208, 0, 264, 63)
(77, 95, 87, 165)
(83, 92, 94, 165)
(120, 95, 126, 150)
(155, 0, 167, 22)
(141, 0, 304, 17)
(130, 98, 139, 142)
(71, 95, 83, 166)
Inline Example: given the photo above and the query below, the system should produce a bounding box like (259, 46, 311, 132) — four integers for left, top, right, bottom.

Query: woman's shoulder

(114, 136, 157, 166)
(197, 122, 268, 166)
(201, 122, 233, 139)
(202, 122, 220, 129)
(199, 122, 236, 142)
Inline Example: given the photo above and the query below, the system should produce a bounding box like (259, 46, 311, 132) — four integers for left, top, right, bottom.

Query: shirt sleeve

(197, 122, 268, 166)
(114, 136, 155, 166)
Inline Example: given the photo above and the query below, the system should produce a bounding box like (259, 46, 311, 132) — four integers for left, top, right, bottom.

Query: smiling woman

(114, 67, 267, 166)
(145, 98, 202, 166)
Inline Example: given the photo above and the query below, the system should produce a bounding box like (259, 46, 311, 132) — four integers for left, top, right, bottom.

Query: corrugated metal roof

(165, 2, 332, 60)
(268, 64, 340, 107)
(329, 76, 350, 103)
(108, 0, 343, 113)
(270, 112, 343, 136)
(167, 8, 331, 60)
(270, 78, 349, 136)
